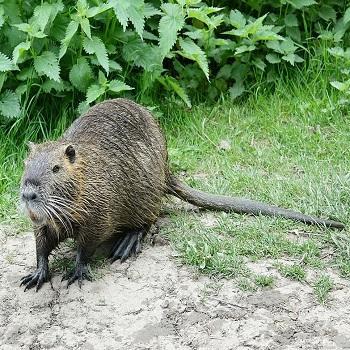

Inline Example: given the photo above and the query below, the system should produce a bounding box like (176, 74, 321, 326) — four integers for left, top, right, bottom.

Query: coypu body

(20, 99, 345, 291)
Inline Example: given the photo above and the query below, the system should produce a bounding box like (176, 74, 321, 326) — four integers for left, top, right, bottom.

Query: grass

(313, 275, 334, 304)
(1, 59, 350, 297)
(276, 263, 306, 281)
(158, 68, 350, 290)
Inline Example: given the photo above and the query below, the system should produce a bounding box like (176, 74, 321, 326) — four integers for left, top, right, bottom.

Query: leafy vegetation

(0, 0, 349, 119)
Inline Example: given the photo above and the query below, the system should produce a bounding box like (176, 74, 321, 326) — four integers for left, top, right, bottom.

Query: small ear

(26, 141, 36, 151)
(65, 145, 76, 163)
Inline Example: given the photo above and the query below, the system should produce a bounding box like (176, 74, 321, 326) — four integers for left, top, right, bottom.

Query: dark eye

(52, 165, 60, 173)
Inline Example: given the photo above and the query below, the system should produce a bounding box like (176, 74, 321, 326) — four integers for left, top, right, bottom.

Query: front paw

(62, 263, 92, 288)
(20, 266, 49, 292)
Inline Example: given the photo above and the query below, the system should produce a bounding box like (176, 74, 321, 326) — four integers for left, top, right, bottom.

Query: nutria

(19, 98, 345, 291)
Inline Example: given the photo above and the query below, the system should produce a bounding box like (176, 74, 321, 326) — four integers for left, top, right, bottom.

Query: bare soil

(1, 225, 350, 350)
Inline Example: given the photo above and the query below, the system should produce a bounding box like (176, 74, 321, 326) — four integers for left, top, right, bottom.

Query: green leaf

(159, 76, 191, 108)
(187, 8, 218, 28)
(127, 0, 145, 38)
(86, 84, 106, 104)
(0, 73, 6, 92)
(34, 51, 60, 81)
(33, 3, 54, 32)
(16, 84, 27, 96)
(344, 7, 350, 24)
(0, 52, 14, 72)
(69, 58, 93, 92)
(98, 71, 107, 86)
(14, 22, 46, 38)
(287, 0, 316, 9)
(80, 17, 91, 39)
(77, 0, 88, 16)
(109, 60, 122, 71)
(63, 20, 79, 43)
(12, 41, 31, 64)
(330, 81, 349, 91)
(235, 45, 256, 54)
(111, 0, 145, 37)
(229, 81, 245, 100)
(286, 26, 301, 42)
(245, 14, 267, 35)
(318, 5, 336, 22)
(111, 0, 130, 31)
(0, 7, 5, 29)
(59, 44, 68, 61)
(83, 36, 109, 74)
(281, 53, 303, 65)
(252, 30, 284, 41)
(0, 91, 20, 118)
(42, 79, 69, 93)
(280, 38, 296, 54)
(252, 58, 266, 71)
(223, 28, 247, 37)
(229, 9, 246, 29)
(178, 38, 209, 80)
(78, 101, 89, 114)
(266, 53, 281, 64)
(144, 3, 161, 18)
(14, 23, 31, 33)
(86, 3, 113, 18)
(159, 3, 185, 57)
(16, 67, 37, 81)
(122, 37, 162, 72)
(59, 20, 79, 59)
(285, 14, 298, 27)
(328, 47, 344, 58)
(108, 80, 134, 93)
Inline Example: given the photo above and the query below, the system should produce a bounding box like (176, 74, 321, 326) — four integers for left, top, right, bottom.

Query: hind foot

(62, 263, 92, 288)
(110, 229, 147, 263)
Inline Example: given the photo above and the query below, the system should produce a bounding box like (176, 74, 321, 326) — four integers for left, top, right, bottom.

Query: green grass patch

(276, 263, 306, 281)
(160, 73, 350, 290)
(238, 277, 257, 292)
(313, 275, 334, 304)
(254, 275, 275, 288)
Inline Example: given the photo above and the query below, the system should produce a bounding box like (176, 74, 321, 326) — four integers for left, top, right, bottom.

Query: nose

(22, 190, 38, 201)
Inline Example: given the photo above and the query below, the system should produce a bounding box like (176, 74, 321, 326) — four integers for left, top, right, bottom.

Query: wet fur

(20, 98, 345, 290)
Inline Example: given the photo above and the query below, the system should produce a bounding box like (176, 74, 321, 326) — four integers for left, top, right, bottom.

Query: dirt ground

(1, 225, 350, 350)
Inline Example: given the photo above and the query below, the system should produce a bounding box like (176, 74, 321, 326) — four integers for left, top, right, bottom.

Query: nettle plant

(0, 0, 348, 120)
(328, 9, 350, 103)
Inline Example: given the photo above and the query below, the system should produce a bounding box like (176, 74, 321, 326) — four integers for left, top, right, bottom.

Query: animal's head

(20, 141, 82, 226)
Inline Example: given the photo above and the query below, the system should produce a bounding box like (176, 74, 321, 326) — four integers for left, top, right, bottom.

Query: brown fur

(19, 98, 344, 291)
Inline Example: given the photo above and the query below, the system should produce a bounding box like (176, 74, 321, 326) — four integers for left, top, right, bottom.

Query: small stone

(217, 139, 231, 151)
(161, 300, 170, 309)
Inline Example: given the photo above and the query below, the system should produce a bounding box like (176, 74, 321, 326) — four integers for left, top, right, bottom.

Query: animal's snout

(22, 189, 38, 202)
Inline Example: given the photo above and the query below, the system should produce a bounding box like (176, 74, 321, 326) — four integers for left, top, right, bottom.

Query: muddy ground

(1, 224, 350, 350)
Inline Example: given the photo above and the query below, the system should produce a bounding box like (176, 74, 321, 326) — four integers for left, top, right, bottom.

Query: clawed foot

(110, 230, 146, 263)
(20, 266, 49, 292)
(62, 263, 92, 288)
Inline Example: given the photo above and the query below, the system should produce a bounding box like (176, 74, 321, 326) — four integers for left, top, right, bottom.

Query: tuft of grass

(313, 275, 333, 304)
(276, 263, 306, 281)
(238, 277, 257, 292)
(254, 274, 275, 288)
